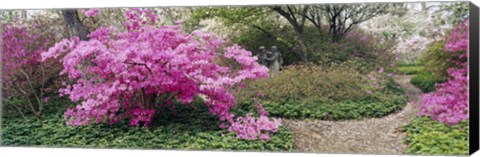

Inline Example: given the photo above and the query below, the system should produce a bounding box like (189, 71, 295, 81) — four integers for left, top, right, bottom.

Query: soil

(284, 75, 423, 154)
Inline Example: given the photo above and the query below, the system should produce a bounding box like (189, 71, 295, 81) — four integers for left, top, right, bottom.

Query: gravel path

(284, 75, 423, 154)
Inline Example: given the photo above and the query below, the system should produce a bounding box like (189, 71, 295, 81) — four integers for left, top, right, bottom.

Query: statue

(256, 46, 267, 66)
(256, 45, 283, 76)
(265, 46, 281, 75)
(270, 46, 283, 70)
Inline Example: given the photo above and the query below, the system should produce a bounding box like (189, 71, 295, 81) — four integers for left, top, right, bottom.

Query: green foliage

(236, 98, 406, 120)
(188, 6, 394, 66)
(401, 117, 468, 155)
(410, 71, 446, 93)
(235, 64, 407, 120)
(419, 41, 453, 79)
(408, 41, 455, 93)
(188, 7, 269, 28)
(438, 2, 469, 25)
(305, 27, 395, 67)
(1, 98, 294, 151)
(2, 96, 72, 120)
(231, 19, 300, 65)
(187, 7, 304, 65)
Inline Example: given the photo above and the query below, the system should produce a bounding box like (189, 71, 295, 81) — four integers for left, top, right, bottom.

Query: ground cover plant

(402, 117, 468, 155)
(1, 96, 294, 150)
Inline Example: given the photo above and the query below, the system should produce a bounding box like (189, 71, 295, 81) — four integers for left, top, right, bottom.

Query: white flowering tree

(361, 2, 467, 63)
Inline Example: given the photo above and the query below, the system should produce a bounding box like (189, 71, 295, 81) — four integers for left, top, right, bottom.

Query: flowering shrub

(41, 8, 280, 140)
(2, 21, 61, 119)
(418, 20, 469, 125)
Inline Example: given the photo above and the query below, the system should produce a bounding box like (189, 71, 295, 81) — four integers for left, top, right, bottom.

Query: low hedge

(1, 99, 294, 151)
(410, 72, 446, 93)
(401, 117, 468, 155)
(235, 77, 407, 120)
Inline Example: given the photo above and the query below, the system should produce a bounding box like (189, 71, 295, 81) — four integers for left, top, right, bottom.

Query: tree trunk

(421, 2, 427, 16)
(272, 6, 310, 62)
(296, 32, 309, 62)
(62, 10, 89, 40)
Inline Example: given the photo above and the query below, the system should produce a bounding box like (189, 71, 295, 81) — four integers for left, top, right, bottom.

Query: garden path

(283, 75, 422, 154)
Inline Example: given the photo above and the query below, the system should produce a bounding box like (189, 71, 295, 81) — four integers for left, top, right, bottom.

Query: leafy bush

(401, 117, 468, 155)
(410, 72, 446, 93)
(1, 98, 294, 151)
(235, 64, 407, 120)
(307, 28, 395, 67)
(419, 41, 454, 79)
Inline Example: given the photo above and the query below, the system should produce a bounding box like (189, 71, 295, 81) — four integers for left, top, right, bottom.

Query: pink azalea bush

(2, 21, 60, 118)
(418, 20, 469, 125)
(2, 24, 44, 84)
(41, 8, 280, 140)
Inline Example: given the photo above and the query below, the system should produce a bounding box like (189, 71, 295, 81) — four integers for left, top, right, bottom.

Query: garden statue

(257, 46, 267, 66)
(270, 46, 283, 70)
(265, 46, 281, 75)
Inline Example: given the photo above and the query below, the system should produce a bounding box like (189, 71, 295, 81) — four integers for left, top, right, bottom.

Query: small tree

(2, 20, 62, 119)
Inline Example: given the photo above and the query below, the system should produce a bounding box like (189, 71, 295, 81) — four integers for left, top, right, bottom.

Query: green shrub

(306, 28, 395, 67)
(235, 64, 407, 120)
(1, 98, 294, 151)
(401, 117, 468, 155)
(410, 72, 446, 93)
(419, 41, 455, 79)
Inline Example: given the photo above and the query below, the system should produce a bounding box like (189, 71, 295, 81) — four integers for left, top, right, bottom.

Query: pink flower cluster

(129, 108, 155, 127)
(229, 114, 281, 140)
(41, 8, 279, 140)
(84, 9, 101, 17)
(2, 22, 58, 100)
(2, 24, 44, 83)
(418, 20, 469, 125)
(445, 20, 469, 57)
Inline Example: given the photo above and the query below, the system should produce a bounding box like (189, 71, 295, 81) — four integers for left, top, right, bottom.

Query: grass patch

(1, 98, 294, 151)
(401, 117, 468, 155)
